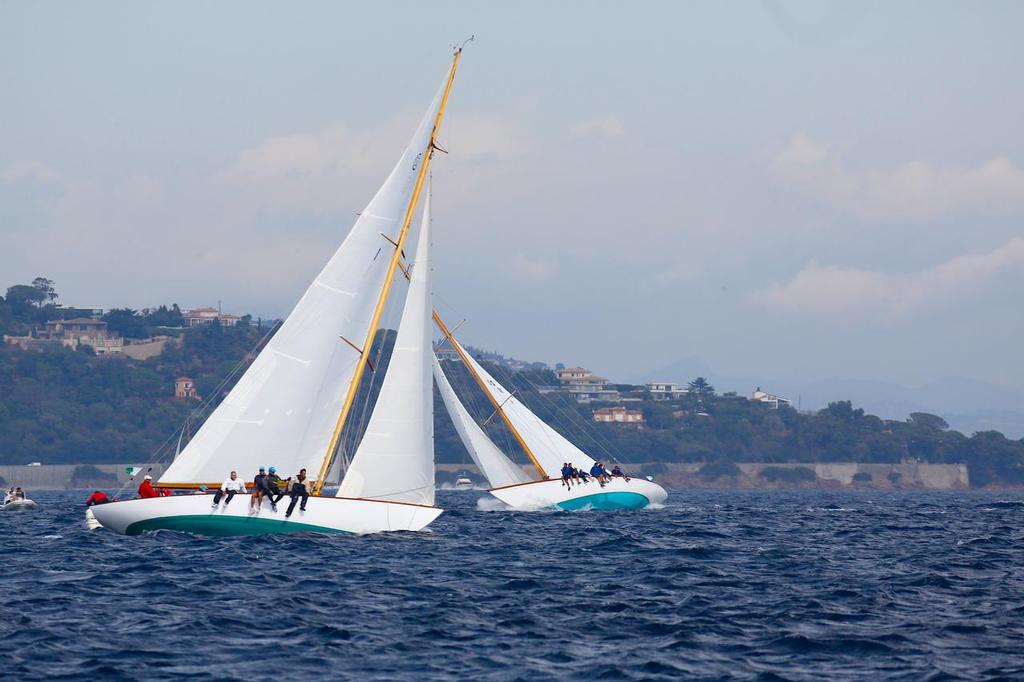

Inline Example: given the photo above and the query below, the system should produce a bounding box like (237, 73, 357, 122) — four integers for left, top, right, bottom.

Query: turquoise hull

(125, 514, 352, 537)
(556, 491, 650, 511)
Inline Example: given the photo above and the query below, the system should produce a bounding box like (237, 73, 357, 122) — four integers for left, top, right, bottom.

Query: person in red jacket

(138, 475, 160, 499)
(85, 490, 110, 506)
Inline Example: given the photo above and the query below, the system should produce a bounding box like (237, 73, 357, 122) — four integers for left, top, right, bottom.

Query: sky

(2, 1, 1023, 414)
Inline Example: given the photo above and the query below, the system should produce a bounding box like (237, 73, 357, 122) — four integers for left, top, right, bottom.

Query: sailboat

(433, 319, 669, 511)
(91, 48, 462, 536)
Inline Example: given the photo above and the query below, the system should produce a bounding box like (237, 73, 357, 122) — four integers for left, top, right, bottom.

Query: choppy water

(2, 490, 1024, 680)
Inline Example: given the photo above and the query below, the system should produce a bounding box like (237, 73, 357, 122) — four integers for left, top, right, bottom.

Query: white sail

(452, 338, 598, 478)
(336, 190, 435, 505)
(433, 355, 532, 488)
(160, 72, 450, 486)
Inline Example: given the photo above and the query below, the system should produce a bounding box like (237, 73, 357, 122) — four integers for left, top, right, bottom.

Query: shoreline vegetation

(3, 279, 1024, 489)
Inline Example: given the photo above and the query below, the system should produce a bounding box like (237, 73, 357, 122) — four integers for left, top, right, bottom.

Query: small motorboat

(1, 496, 39, 511)
(455, 476, 473, 490)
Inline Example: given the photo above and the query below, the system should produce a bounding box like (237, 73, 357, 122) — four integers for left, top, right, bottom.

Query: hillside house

(645, 382, 689, 400)
(43, 318, 123, 354)
(184, 307, 240, 327)
(555, 367, 618, 402)
(593, 406, 644, 428)
(752, 387, 791, 409)
(175, 377, 200, 400)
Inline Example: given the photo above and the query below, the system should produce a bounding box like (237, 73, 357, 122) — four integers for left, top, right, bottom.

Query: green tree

(908, 412, 949, 431)
(102, 308, 149, 339)
(820, 400, 864, 423)
(5, 284, 46, 309)
(31, 277, 58, 303)
(688, 377, 715, 398)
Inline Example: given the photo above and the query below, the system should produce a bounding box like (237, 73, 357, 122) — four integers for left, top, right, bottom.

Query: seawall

(656, 462, 970, 490)
(0, 464, 167, 490)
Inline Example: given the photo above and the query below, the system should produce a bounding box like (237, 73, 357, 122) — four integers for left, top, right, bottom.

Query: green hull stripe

(556, 491, 650, 511)
(125, 514, 352, 537)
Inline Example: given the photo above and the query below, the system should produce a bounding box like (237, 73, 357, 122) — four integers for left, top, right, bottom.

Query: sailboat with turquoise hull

(433, 318, 669, 511)
(91, 49, 462, 536)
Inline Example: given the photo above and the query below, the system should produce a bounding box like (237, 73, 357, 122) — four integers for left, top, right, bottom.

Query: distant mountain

(631, 360, 1024, 439)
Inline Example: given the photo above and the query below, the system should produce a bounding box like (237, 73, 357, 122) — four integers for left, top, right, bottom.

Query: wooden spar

(432, 310, 548, 480)
(311, 50, 462, 495)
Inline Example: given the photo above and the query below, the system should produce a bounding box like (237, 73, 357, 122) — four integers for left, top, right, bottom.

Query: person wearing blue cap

(262, 466, 285, 511)
(250, 467, 268, 511)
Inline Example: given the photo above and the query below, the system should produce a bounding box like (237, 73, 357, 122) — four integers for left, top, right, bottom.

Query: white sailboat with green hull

(433, 317, 668, 511)
(92, 48, 462, 536)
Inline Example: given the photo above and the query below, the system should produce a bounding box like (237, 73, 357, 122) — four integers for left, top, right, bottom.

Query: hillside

(2, 280, 1023, 487)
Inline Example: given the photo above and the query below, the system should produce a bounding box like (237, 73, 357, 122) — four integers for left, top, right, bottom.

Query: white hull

(90, 493, 443, 536)
(1, 498, 38, 511)
(489, 477, 667, 511)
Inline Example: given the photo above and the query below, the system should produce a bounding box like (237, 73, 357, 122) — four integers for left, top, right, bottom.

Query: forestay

(454, 339, 598, 477)
(433, 355, 532, 488)
(160, 72, 450, 486)
(336, 191, 435, 505)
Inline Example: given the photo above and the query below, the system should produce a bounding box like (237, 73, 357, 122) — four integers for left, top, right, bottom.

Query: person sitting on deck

(560, 463, 574, 488)
(285, 468, 311, 518)
(85, 490, 110, 506)
(610, 465, 630, 482)
(250, 467, 267, 511)
(263, 467, 285, 511)
(590, 463, 609, 487)
(573, 466, 590, 484)
(138, 475, 160, 499)
(213, 471, 246, 509)
(14, 487, 25, 500)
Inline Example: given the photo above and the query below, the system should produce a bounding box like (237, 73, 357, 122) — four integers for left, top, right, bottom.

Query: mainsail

(433, 355, 532, 488)
(336, 191, 435, 505)
(160, 70, 452, 486)
(444, 334, 598, 479)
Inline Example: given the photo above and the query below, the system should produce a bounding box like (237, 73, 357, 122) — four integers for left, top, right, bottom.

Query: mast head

(454, 35, 474, 54)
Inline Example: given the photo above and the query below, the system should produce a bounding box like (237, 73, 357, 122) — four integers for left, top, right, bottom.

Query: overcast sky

(2, 1, 1023, 396)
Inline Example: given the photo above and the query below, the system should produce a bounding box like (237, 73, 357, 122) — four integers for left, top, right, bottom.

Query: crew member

(560, 463, 574, 488)
(610, 465, 630, 482)
(251, 467, 267, 510)
(138, 475, 160, 499)
(213, 471, 246, 509)
(85, 490, 110, 506)
(263, 466, 285, 510)
(285, 469, 311, 518)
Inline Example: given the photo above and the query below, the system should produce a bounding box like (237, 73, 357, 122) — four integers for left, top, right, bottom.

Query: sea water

(2, 490, 1023, 680)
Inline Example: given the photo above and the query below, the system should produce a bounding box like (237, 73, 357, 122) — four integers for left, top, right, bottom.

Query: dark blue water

(2, 490, 1024, 680)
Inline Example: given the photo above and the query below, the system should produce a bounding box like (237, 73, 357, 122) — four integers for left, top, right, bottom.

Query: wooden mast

(432, 310, 549, 480)
(312, 49, 462, 495)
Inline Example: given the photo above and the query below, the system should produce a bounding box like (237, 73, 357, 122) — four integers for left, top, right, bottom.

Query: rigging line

(441, 355, 519, 462)
(352, 483, 434, 501)
(124, 323, 279, 497)
(343, 280, 406, 474)
(431, 306, 630, 467)
(509, 369, 631, 466)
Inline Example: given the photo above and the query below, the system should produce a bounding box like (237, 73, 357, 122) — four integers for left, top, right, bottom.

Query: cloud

(773, 133, 1024, 221)
(444, 113, 525, 160)
(750, 237, 1024, 317)
(503, 253, 556, 284)
(571, 116, 625, 139)
(216, 113, 525, 216)
(2, 161, 60, 184)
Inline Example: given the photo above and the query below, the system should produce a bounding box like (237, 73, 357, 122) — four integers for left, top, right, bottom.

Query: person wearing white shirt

(212, 471, 247, 509)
